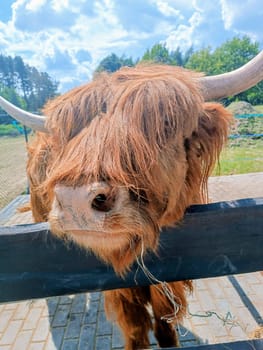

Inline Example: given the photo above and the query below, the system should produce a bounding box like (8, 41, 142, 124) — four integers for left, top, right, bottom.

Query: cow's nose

(54, 182, 116, 214)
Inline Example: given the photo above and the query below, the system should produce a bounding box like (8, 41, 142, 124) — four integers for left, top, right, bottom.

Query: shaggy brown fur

(27, 64, 232, 349)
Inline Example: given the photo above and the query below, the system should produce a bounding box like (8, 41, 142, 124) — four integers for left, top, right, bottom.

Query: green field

(214, 138, 263, 176)
(213, 112, 263, 175)
(254, 105, 263, 113)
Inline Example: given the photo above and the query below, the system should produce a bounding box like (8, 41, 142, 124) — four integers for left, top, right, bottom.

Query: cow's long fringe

(29, 65, 232, 226)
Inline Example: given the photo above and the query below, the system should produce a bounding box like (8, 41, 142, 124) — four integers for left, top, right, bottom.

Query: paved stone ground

(0, 173, 262, 349)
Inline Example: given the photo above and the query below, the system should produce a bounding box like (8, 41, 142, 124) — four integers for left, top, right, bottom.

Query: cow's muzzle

(50, 182, 126, 232)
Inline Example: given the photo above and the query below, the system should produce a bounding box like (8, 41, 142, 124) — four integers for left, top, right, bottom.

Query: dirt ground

(0, 136, 29, 209)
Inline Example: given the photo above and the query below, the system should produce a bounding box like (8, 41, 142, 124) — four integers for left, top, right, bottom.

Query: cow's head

(41, 66, 231, 274)
(1, 53, 262, 275)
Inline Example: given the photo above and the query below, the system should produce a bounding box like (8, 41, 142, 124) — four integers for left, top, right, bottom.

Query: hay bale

(227, 101, 258, 115)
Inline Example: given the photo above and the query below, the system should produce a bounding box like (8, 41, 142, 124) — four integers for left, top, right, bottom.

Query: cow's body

(26, 65, 231, 349)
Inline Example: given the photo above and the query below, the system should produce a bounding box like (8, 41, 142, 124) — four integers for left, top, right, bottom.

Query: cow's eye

(92, 194, 111, 212)
(92, 194, 107, 210)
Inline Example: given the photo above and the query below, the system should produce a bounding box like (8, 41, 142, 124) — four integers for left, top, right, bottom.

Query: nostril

(55, 197, 63, 209)
(54, 186, 63, 209)
(91, 193, 114, 212)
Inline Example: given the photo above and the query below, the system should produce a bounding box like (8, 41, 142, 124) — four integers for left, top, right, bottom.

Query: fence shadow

(46, 292, 204, 349)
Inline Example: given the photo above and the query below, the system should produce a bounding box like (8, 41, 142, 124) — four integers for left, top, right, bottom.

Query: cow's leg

(150, 283, 186, 348)
(153, 317, 180, 348)
(104, 287, 152, 350)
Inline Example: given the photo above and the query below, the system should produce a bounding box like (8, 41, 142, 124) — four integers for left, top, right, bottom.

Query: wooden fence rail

(0, 197, 262, 349)
(0, 197, 262, 303)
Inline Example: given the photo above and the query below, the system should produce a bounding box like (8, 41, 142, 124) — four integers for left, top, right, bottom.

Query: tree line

(0, 54, 58, 123)
(0, 35, 262, 126)
(95, 36, 263, 105)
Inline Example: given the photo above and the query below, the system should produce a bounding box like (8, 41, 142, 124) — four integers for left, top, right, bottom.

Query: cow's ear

(196, 102, 232, 158)
(184, 103, 232, 200)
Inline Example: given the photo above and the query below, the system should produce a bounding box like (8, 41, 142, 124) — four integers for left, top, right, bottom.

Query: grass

(212, 114, 263, 175)
(0, 124, 21, 137)
(214, 138, 263, 176)
(253, 105, 263, 113)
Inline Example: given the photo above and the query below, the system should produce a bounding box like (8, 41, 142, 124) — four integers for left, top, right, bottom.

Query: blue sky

(0, 0, 262, 92)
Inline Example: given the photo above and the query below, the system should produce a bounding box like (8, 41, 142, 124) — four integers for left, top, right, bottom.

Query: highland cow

(1, 54, 263, 349)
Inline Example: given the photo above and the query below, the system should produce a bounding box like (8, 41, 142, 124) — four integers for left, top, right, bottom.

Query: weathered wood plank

(0, 197, 262, 303)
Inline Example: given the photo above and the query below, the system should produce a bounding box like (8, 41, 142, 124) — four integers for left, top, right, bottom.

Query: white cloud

(220, 0, 263, 41)
(165, 11, 203, 51)
(25, 0, 46, 11)
(191, 0, 203, 12)
(0, 0, 262, 92)
(155, 1, 183, 18)
(93, 0, 119, 26)
(189, 11, 202, 27)
(220, 0, 236, 29)
(51, 0, 70, 12)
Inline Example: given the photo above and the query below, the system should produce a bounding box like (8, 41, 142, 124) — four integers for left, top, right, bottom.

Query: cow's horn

(199, 51, 263, 101)
(0, 96, 48, 133)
